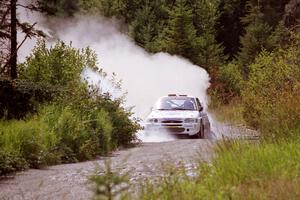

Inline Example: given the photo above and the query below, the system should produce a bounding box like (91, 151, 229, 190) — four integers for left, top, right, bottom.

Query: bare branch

(1, 22, 37, 75)
(0, 7, 10, 27)
(16, 3, 41, 12)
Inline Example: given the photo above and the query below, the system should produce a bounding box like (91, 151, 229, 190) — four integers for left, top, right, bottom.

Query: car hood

(147, 110, 199, 119)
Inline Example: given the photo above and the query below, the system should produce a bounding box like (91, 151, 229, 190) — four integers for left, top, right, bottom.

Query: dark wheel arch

(196, 119, 204, 139)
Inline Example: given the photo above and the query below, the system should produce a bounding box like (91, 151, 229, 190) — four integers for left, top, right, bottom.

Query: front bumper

(144, 122, 200, 136)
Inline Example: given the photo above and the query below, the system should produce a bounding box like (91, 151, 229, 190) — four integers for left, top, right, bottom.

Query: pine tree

(129, 2, 157, 48)
(216, 0, 247, 59)
(129, 0, 169, 52)
(0, 0, 11, 75)
(238, 2, 272, 76)
(38, 0, 78, 16)
(190, 0, 224, 68)
(0, 0, 45, 78)
(237, 0, 289, 77)
(159, 0, 198, 60)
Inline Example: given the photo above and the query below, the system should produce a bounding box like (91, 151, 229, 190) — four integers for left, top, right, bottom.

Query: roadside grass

(0, 103, 139, 177)
(89, 137, 300, 200)
(135, 138, 300, 200)
(209, 98, 245, 126)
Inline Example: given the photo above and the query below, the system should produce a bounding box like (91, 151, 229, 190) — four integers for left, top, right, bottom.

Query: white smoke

(18, 10, 211, 142)
(48, 17, 210, 118)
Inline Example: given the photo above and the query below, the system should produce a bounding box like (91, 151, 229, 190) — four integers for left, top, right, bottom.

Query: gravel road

(0, 139, 214, 200)
(0, 123, 257, 200)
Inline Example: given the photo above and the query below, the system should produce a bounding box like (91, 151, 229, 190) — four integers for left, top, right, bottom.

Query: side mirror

(199, 106, 203, 112)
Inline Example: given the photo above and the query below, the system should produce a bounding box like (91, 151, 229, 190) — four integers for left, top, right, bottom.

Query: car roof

(161, 94, 197, 99)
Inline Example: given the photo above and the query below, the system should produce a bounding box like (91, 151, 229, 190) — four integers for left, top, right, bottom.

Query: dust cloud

(19, 11, 211, 142)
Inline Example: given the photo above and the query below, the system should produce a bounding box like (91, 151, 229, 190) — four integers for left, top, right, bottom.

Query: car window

(155, 97, 197, 111)
(196, 98, 203, 110)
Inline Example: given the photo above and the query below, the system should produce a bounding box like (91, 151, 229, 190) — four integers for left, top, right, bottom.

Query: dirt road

(0, 122, 258, 200)
(0, 138, 215, 200)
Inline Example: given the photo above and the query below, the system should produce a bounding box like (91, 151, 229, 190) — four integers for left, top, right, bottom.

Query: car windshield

(155, 97, 197, 111)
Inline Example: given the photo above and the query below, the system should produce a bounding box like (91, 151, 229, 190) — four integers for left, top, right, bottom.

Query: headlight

(147, 118, 158, 123)
(184, 118, 197, 123)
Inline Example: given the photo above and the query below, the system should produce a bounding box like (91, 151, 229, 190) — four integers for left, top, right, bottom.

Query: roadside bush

(0, 150, 27, 176)
(208, 63, 243, 105)
(21, 39, 139, 151)
(0, 41, 140, 177)
(242, 33, 300, 139)
(0, 100, 139, 176)
(0, 78, 56, 119)
(44, 104, 114, 163)
(219, 63, 243, 97)
(0, 119, 55, 171)
(20, 40, 98, 88)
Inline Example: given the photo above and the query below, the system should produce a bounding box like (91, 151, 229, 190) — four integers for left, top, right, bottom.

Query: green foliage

(38, 0, 79, 16)
(156, 0, 223, 69)
(0, 78, 55, 119)
(237, 1, 290, 77)
(238, 5, 273, 75)
(209, 99, 245, 125)
(89, 160, 129, 200)
(42, 104, 114, 163)
(242, 33, 300, 139)
(0, 41, 140, 176)
(158, 0, 198, 58)
(195, 33, 225, 68)
(0, 98, 139, 176)
(129, 1, 167, 52)
(208, 63, 243, 104)
(20, 40, 98, 88)
(0, 118, 55, 171)
(0, 150, 27, 176)
(216, 0, 247, 59)
(135, 139, 300, 200)
(219, 63, 243, 97)
(59, 0, 224, 69)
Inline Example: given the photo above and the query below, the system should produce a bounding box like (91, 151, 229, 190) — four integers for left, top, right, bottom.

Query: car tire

(196, 122, 204, 139)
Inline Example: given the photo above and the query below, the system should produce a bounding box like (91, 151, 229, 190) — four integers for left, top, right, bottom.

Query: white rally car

(145, 94, 211, 138)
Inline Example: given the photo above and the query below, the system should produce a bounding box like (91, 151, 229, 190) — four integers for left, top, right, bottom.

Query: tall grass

(0, 118, 54, 175)
(209, 98, 245, 125)
(0, 102, 139, 176)
(134, 138, 300, 200)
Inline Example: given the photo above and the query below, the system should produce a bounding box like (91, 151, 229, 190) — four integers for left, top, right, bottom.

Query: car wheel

(196, 122, 204, 139)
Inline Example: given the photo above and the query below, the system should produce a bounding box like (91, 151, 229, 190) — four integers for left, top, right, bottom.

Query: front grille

(161, 124, 180, 127)
(161, 120, 183, 123)
(165, 127, 185, 133)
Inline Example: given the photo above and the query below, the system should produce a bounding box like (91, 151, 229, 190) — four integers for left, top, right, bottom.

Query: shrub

(219, 63, 243, 97)
(242, 34, 300, 139)
(0, 41, 140, 177)
(20, 40, 98, 88)
(0, 100, 139, 176)
(0, 119, 55, 171)
(0, 150, 27, 176)
(0, 78, 56, 119)
(88, 160, 130, 200)
(45, 105, 114, 163)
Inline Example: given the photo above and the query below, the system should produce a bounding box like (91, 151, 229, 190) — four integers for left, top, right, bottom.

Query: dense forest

(34, 0, 300, 136)
(0, 0, 300, 198)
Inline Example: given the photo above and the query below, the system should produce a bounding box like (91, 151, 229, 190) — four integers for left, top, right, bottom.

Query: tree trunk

(10, 0, 17, 79)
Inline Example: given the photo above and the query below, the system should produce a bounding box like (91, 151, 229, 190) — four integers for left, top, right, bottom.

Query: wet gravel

(0, 138, 214, 200)
(0, 124, 257, 200)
